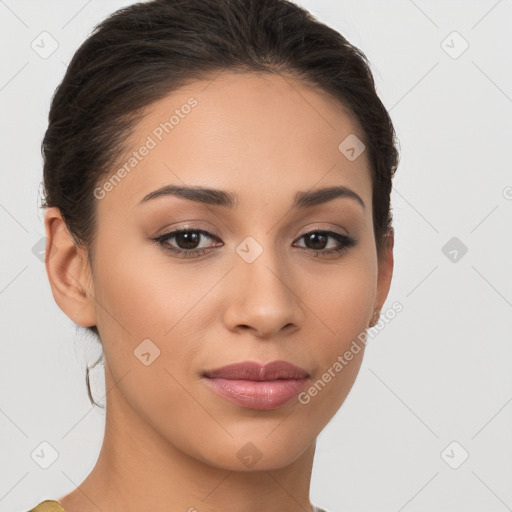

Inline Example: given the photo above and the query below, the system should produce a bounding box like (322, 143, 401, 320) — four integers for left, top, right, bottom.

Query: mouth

(201, 360, 310, 410)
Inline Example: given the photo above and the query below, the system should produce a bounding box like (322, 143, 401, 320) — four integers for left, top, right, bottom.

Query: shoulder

(26, 500, 66, 512)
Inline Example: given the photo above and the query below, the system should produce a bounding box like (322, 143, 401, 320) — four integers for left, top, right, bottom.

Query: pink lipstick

(202, 360, 310, 410)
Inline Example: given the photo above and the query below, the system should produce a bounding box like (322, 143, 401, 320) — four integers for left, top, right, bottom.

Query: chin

(187, 426, 316, 472)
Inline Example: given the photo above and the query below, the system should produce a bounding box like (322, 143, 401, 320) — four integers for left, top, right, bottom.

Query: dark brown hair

(40, 0, 399, 407)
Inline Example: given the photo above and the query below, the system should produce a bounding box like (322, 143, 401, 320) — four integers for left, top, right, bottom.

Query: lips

(202, 360, 310, 410)
(202, 360, 310, 380)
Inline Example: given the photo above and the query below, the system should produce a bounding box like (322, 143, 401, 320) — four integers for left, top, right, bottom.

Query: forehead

(97, 71, 372, 214)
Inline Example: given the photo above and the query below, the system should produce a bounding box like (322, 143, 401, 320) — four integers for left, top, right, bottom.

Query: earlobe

(44, 207, 97, 328)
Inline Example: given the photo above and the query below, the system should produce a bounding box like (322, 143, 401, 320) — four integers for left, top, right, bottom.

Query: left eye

(152, 228, 356, 258)
(293, 230, 354, 252)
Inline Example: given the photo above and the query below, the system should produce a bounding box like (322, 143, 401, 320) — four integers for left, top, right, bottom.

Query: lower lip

(203, 377, 309, 410)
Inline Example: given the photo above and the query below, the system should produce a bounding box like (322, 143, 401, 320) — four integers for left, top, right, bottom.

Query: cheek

(306, 250, 377, 346)
(92, 234, 204, 338)
(90, 244, 202, 429)
(90, 235, 214, 402)
(295, 251, 376, 413)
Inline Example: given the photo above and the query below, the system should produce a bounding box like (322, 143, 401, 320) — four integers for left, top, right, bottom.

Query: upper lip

(202, 360, 310, 381)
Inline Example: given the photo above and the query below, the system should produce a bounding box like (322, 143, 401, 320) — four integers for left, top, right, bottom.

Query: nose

(221, 244, 303, 339)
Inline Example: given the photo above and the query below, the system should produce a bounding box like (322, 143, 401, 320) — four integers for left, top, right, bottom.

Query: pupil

(177, 232, 199, 249)
(307, 232, 327, 250)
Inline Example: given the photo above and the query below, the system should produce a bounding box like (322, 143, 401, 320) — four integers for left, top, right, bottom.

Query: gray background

(1, 1, 511, 511)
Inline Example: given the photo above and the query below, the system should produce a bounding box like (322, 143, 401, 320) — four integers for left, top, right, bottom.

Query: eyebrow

(138, 184, 365, 210)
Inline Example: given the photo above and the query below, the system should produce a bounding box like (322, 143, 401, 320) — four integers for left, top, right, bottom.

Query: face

(54, 71, 393, 471)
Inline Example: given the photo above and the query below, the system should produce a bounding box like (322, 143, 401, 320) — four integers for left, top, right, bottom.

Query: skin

(44, 71, 393, 512)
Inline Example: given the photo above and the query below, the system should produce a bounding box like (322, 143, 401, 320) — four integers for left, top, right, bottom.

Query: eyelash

(151, 227, 357, 259)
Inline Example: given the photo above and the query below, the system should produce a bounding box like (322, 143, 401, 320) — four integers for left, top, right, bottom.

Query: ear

(370, 229, 394, 327)
(44, 207, 97, 328)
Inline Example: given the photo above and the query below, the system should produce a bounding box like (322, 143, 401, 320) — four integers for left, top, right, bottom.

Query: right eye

(152, 228, 223, 258)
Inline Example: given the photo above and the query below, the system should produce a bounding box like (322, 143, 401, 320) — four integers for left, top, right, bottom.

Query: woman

(29, 0, 398, 510)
